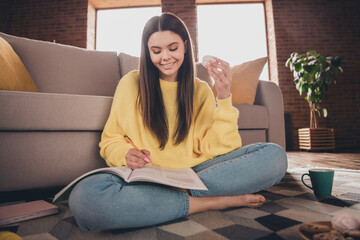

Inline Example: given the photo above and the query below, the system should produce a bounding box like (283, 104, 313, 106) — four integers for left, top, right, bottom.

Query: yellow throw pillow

(230, 57, 267, 104)
(0, 36, 38, 92)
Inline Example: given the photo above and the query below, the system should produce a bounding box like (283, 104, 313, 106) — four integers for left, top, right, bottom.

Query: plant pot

(298, 128, 335, 151)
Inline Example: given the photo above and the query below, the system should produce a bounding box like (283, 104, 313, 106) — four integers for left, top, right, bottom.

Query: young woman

(68, 13, 287, 231)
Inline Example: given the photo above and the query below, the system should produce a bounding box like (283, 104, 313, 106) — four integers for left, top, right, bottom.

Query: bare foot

(218, 194, 266, 209)
(188, 194, 265, 214)
(240, 194, 266, 208)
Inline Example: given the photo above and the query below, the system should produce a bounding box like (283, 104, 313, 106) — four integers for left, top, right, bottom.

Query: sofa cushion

(118, 52, 139, 77)
(239, 130, 267, 146)
(0, 32, 120, 96)
(231, 57, 267, 105)
(0, 36, 38, 92)
(0, 90, 113, 131)
(234, 104, 268, 129)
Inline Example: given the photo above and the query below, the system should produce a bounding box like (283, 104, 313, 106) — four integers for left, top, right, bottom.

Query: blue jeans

(68, 143, 287, 231)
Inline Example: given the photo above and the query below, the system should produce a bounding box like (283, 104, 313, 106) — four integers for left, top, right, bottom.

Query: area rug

(1, 167, 359, 240)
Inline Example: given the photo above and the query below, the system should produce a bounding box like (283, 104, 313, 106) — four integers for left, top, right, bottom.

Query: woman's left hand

(206, 57, 232, 99)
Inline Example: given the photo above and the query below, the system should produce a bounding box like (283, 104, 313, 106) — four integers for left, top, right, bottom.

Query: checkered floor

(1, 167, 360, 240)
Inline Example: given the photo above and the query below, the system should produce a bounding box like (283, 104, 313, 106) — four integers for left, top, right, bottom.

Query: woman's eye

(153, 51, 161, 54)
(170, 47, 178, 52)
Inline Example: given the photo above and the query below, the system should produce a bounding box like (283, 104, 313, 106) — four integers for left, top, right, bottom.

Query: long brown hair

(138, 13, 195, 149)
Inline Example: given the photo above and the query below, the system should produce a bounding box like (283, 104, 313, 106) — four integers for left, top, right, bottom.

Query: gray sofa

(0, 32, 285, 192)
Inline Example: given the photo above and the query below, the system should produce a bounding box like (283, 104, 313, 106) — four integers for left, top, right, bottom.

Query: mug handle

(301, 173, 313, 190)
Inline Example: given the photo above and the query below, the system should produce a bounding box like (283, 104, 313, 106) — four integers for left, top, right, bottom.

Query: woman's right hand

(125, 148, 151, 169)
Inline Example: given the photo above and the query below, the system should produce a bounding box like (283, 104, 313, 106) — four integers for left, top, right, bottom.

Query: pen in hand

(124, 135, 152, 164)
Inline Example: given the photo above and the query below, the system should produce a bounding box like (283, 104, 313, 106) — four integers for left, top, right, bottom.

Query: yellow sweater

(99, 71, 242, 168)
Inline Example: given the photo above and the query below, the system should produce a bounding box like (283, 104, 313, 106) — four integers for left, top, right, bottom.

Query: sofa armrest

(254, 80, 286, 149)
(0, 90, 113, 131)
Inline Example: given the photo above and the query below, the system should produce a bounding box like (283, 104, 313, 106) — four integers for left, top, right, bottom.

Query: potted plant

(286, 50, 345, 150)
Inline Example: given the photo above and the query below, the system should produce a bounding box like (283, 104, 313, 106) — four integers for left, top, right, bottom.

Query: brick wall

(0, 0, 11, 33)
(271, 0, 360, 150)
(1, 0, 89, 48)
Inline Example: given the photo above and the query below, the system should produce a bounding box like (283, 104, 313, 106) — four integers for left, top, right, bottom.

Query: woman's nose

(162, 51, 171, 61)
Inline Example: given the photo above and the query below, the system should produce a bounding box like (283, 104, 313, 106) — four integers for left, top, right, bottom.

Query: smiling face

(147, 30, 186, 82)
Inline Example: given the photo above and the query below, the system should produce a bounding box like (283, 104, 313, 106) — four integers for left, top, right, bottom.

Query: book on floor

(53, 165, 208, 203)
(0, 200, 59, 226)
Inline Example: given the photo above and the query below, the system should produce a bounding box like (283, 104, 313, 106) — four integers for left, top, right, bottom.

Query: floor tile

(265, 186, 304, 197)
(155, 228, 184, 240)
(22, 233, 58, 240)
(224, 208, 270, 220)
(225, 214, 271, 232)
(256, 233, 285, 240)
(255, 214, 301, 232)
(276, 224, 304, 240)
(276, 208, 331, 223)
(339, 192, 360, 202)
(111, 227, 158, 240)
(69, 228, 116, 240)
(49, 220, 76, 240)
(275, 197, 343, 215)
(330, 206, 360, 218)
(258, 191, 289, 201)
(158, 220, 208, 237)
(274, 198, 320, 213)
(257, 201, 288, 214)
(320, 197, 358, 207)
(188, 211, 234, 229)
(17, 216, 59, 237)
(185, 230, 228, 240)
(214, 224, 270, 240)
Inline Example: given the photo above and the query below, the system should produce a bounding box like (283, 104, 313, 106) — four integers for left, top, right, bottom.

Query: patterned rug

(1, 167, 359, 240)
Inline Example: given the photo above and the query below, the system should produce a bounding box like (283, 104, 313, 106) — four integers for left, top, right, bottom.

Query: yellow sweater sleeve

(193, 80, 242, 159)
(99, 72, 137, 167)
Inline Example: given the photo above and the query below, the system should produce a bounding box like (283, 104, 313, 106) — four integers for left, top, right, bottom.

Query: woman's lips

(161, 62, 176, 69)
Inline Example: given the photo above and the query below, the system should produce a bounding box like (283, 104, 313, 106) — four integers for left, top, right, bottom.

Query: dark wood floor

(287, 151, 360, 170)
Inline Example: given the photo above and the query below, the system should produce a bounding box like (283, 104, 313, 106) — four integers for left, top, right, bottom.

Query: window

(197, 4, 269, 80)
(96, 7, 161, 56)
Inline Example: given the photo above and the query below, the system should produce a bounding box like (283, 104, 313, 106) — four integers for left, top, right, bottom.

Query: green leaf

(285, 58, 291, 67)
(303, 65, 314, 72)
(307, 56, 316, 61)
(300, 83, 308, 95)
(331, 68, 340, 76)
(308, 60, 317, 65)
(332, 56, 345, 67)
(307, 50, 317, 57)
(295, 63, 302, 72)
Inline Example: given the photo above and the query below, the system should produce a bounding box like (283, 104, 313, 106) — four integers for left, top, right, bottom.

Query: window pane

(96, 7, 161, 56)
(197, 4, 269, 80)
